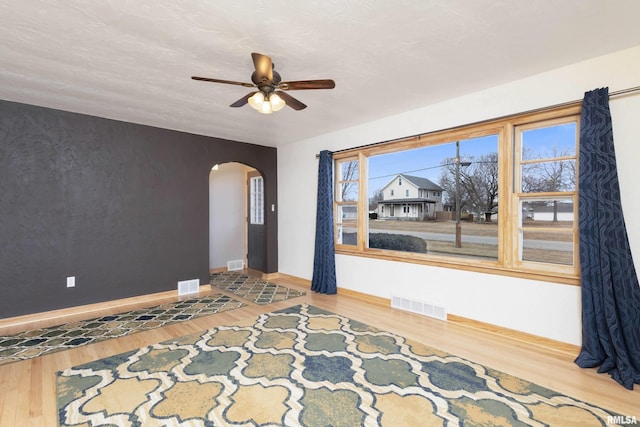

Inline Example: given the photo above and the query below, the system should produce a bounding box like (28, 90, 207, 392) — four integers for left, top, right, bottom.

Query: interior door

(247, 171, 265, 271)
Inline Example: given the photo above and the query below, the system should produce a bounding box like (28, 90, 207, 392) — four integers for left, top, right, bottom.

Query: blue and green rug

(56, 304, 626, 426)
(0, 294, 245, 366)
(1, 273, 306, 366)
(209, 271, 306, 305)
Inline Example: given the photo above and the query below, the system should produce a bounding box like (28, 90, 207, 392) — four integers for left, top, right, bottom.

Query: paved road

(344, 227, 573, 251)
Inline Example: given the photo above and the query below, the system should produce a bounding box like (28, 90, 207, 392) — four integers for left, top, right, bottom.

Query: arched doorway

(209, 162, 265, 272)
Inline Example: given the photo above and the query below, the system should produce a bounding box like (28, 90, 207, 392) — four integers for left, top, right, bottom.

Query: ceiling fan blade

(278, 79, 335, 90)
(191, 76, 254, 88)
(230, 92, 257, 108)
(251, 52, 273, 82)
(276, 91, 307, 110)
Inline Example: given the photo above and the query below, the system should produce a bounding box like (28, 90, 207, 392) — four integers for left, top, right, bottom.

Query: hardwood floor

(1, 273, 638, 426)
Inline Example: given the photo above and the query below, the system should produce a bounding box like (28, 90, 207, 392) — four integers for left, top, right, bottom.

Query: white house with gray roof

(377, 174, 444, 220)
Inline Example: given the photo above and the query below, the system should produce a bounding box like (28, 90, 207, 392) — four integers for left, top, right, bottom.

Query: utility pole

(455, 141, 462, 248)
(454, 141, 471, 248)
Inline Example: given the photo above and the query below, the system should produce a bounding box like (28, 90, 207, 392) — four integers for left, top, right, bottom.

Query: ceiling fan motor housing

(252, 70, 281, 95)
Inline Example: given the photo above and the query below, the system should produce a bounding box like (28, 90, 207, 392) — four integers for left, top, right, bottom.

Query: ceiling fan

(191, 52, 335, 114)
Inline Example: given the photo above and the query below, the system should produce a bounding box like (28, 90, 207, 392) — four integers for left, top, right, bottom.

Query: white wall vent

(391, 296, 447, 321)
(227, 260, 244, 271)
(178, 279, 200, 296)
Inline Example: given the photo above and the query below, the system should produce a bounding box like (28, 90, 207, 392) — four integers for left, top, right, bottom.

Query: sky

(367, 134, 498, 196)
(366, 122, 576, 197)
(522, 122, 576, 159)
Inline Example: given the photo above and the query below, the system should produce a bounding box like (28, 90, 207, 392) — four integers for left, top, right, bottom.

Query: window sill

(335, 247, 580, 286)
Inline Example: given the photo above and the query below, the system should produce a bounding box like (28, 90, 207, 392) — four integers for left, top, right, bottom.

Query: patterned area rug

(210, 271, 306, 304)
(56, 304, 625, 426)
(0, 294, 245, 366)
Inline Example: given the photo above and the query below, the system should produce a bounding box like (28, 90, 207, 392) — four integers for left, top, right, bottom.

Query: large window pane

(367, 134, 499, 260)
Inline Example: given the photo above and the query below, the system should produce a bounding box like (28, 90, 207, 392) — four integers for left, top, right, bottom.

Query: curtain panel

(574, 87, 640, 389)
(311, 150, 337, 294)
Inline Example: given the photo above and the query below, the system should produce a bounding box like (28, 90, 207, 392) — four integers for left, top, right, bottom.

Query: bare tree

(369, 187, 384, 211)
(521, 147, 575, 221)
(338, 160, 358, 201)
(464, 152, 499, 219)
(439, 165, 469, 218)
(439, 152, 498, 220)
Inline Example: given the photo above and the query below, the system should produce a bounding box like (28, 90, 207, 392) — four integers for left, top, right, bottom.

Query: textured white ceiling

(1, 1, 640, 147)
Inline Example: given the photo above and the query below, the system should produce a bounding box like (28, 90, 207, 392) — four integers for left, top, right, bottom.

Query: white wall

(209, 162, 252, 269)
(277, 45, 640, 345)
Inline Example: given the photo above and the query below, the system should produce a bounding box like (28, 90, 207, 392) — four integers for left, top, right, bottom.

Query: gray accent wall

(0, 99, 278, 319)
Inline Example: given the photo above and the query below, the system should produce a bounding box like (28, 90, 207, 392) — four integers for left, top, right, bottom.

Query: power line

(369, 159, 497, 181)
(369, 164, 448, 181)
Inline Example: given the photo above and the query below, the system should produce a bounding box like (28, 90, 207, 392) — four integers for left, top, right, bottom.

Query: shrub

(370, 233, 426, 253)
(342, 232, 357, 246)
(340, 233, 427, 253)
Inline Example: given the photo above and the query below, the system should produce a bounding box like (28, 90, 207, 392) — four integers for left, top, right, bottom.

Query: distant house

(340, 205, 358, 220)
(377, 174, 444, 220)
(522, 201, 574, 222)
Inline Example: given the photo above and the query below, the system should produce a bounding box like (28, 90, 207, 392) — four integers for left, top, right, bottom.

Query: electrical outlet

(66, 276, 75, 288)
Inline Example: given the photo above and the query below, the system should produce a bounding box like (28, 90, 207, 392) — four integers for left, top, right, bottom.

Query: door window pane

(249, 176, 264, 225)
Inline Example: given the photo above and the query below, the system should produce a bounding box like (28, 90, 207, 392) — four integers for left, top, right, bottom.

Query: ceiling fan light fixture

(259, 99, 273, 114)
(248, 91, 265, 110)
(269, 93, 286, 111)
(249, 91, 284, 114)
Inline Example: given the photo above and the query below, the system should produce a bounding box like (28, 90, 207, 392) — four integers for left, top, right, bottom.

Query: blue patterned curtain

(311, 150, 337, 294)
(574, 87, 640, 389)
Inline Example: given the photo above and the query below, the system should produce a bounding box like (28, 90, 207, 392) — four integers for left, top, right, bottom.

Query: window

(514, 119, 578, 269)
(335, 157, 359, 246)
(249, 176, 264, 225)
(334, 105, 581, 284)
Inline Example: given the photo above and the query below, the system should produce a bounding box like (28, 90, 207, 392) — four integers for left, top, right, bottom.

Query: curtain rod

(315, 84, 640, 158)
